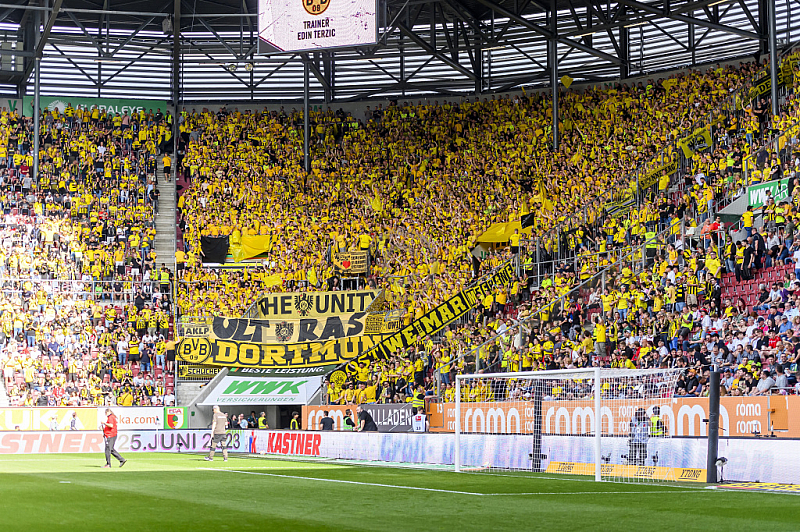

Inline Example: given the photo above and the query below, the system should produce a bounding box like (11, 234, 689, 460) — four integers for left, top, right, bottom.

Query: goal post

(454, 368, 684, 482)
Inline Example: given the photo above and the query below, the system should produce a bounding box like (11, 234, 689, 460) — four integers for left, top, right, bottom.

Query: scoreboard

(258, 0, 377, 53)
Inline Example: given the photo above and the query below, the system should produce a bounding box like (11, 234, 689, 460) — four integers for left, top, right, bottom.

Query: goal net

(454, 368, 684, 482)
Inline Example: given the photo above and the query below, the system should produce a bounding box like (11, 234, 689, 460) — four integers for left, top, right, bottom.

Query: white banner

(198, 376, 322, 406)
(99, 407, 163, 430)
(0, 430, 250, 454)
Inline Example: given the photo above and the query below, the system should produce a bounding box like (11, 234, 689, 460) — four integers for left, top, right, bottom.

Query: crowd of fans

(0, 104, 177, 407)
(2, 56, 796, 412)
(309, 60, 800, 404)
(174, 61, 761, 321)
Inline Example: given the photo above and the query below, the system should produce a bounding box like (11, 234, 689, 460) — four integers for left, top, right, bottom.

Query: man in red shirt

(102, 408, 127, 468)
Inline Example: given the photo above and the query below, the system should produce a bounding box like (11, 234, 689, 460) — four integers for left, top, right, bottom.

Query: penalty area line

(198, 468, 487, 496)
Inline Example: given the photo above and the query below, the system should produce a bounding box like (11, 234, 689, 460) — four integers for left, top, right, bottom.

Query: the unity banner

(349, 261, 515, 365)
(254, 289, 382, 319)
(183, 314, 401, 344)
(176, 335, 387, 369)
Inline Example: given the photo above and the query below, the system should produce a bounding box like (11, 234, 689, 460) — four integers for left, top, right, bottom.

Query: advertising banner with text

(428, 395, 800, 438)
(0, 407, 98, 431)
(303, 404, 412, 432)
(198, 375, 322, 406)
(0, 430, 249, 454)
(22, 96, 168, 117)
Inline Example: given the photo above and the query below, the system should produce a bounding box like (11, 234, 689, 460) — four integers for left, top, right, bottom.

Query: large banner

(177, 335, 386, 369)
(353, 262, 515, 364)
(304, 404, 412, 432)
(254, 289, 381, 319)
(198, 375, 322, 405)
(332, 251, 369, 274)
(427, 395, 800, 438)
(187, 313, 401, 345)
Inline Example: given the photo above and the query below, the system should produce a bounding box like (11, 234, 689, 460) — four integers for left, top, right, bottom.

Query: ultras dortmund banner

(185, 313, 402, 344)
(254, 289, 381, 319)
(177, 335, 388, 369)
(351, 261, 515, 364)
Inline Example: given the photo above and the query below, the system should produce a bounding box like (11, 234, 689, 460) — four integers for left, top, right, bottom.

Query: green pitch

(0, 453, 798, 531)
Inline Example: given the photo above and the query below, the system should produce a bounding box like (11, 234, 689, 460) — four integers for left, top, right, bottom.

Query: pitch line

(199, 468, 487, 495)
(198, 469, 701, 496)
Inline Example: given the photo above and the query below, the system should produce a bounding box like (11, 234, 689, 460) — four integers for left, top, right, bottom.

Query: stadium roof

(0, 0, 795, 102)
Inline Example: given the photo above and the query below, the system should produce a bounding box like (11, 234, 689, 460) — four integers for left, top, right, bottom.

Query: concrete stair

(153, 157, 176, 271)
(176, 381, 205, 407)
(0, 378, 8, 407)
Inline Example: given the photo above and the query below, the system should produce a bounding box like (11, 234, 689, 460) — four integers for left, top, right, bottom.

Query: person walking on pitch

(102, 409, 126, 468)
(205, 405, 229, 462)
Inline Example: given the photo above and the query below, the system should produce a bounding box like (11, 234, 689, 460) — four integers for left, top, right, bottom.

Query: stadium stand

(0, 105, 177, 407)
(168, 57, 800, 404)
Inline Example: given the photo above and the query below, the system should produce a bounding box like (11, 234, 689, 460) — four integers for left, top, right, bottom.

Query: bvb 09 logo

(303, 0, 329, 15)
(179, 338, 212, 364)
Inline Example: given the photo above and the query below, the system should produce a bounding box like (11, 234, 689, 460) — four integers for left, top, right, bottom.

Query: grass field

(0, 453, 798, 531)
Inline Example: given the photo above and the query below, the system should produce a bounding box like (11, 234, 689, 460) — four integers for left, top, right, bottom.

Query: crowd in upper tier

(174, 61, 762, 320)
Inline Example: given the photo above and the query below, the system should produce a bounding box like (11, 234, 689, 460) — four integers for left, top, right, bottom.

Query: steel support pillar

(769, 0, 779, 116)
(304, 58, 310, 174)
(549, 0, 558, 151)
(32, 7, 40, 183)
(33, 56, 39, 182)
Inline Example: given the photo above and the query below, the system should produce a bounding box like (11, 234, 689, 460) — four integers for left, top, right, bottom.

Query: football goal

(454, 368, 686, 482)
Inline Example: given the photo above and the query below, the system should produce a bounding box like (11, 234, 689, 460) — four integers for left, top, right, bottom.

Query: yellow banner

(354, 262, 515, 364)
(639, 160, 678, 191)
(185, 313, 402, 344)
(254, 289, 381, 319)
(177, 335, 387, 368)
(677, 127, 712, 158)
(332, 251, 369, 274)
(477, 222, 530, 243)
(544, 461, 706, 482)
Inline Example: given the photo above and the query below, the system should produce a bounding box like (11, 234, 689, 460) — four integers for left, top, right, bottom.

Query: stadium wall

(2, 428, 798, 484)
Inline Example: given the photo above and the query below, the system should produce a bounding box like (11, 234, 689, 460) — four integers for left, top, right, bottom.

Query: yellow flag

(264, 274, 283, 288)
(560, 75, 573, 89)
(370, 195, 383, 212)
